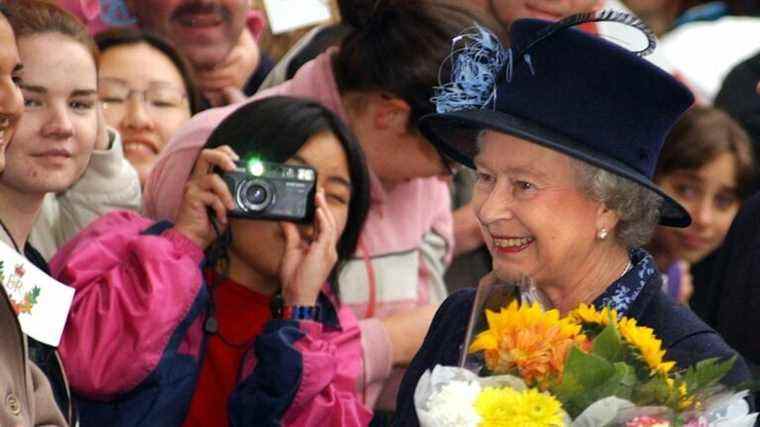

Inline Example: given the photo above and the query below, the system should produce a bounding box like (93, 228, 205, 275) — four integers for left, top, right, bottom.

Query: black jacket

(393, 272, 753, 426)
(692, 192, 760, 372)
(24, 244, 73, 425)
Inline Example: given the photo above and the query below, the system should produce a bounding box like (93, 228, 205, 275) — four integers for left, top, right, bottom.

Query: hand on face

(278, 189, 339, 306)
(195, 28, 259, 106)
(131, 0, 250, 71)
(174, 146, 238, 249)
(203, 86, 247, 107)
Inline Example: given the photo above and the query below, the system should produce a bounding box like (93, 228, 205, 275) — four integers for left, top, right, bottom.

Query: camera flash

(298, 169, 315, 181)
(248, 159, 265, 177)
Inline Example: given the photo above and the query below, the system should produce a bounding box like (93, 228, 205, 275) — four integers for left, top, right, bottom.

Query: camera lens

(237, 179, 274, 212)
(246, 184, 268, 205)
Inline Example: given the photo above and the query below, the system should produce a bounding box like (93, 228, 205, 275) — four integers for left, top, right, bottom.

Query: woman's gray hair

(574, 160, 663, 248)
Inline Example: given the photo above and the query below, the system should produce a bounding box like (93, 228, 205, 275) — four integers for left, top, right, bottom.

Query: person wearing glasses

(95, 28, 201, 187)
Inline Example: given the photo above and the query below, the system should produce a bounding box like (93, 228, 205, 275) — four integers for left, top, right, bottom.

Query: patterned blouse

(594, 248, 657, 315)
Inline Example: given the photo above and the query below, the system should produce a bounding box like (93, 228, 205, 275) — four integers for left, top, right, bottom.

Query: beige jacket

(30, 128, 142, 260)
(0, 287, 67, 426)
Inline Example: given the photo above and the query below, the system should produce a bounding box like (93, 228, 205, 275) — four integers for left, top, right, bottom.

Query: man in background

(127, 0, 273, 106)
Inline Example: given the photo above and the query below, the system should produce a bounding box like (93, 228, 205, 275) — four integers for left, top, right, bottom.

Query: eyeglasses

(99, 78, 188, 116)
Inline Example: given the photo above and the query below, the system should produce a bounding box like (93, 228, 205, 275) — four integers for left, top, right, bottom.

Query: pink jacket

(51, 211, 372, 426)
(143, 50, 454, 409)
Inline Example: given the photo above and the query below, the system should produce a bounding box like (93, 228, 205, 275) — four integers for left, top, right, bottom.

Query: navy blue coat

(393, 273, 754, 425)
(691, 192, 760, 371)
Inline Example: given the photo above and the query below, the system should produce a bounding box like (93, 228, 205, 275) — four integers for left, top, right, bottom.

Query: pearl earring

(597, 228, 608, 240)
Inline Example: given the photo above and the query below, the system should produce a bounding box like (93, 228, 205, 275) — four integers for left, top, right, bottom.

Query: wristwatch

(282, 305, 321, 321)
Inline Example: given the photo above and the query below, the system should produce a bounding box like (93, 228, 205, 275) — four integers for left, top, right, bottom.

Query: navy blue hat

(419, 14, 695, 227)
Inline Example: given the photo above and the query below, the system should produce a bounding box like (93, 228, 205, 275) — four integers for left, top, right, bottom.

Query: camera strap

(357, 239, 377, 406)
(358, 240, 377, 319)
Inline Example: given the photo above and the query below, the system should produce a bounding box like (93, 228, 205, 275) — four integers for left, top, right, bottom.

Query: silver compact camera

(222, 159, 317, 223)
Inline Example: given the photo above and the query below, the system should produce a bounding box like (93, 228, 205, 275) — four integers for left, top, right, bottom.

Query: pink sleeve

(358, 317, 393, 397)
(51, 211, 206, 400)
(429, 179, 455, 265)
(282, 309, 373, 426)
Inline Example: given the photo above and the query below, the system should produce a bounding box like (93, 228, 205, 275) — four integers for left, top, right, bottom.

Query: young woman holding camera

(51, 96, 372, 426)
(143, 0, 493, 413)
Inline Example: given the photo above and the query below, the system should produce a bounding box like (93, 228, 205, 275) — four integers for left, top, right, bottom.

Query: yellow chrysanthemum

(474, 387, 565, 427)
(618, 317, 676, 376)
(468, 301, 588, 387)
(569, 304, 619, 327)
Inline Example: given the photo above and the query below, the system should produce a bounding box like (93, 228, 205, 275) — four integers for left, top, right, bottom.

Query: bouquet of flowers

(415, 289, 757, 427)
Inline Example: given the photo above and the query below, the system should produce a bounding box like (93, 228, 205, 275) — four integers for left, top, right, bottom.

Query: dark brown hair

(656, 105, 757, 199)
(5, 0, 98, 61)
(95, 27, 201, 115)
(334, 0, 495, 127)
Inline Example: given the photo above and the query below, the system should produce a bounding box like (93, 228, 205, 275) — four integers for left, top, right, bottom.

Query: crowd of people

(0, 0, 758, 426)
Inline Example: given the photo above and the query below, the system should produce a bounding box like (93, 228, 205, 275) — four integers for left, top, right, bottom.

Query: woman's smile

(491, 235, 535, 254)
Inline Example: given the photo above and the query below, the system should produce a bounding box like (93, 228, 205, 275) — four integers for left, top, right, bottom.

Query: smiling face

(472, 131, 610, 285)
(491, 0, 603, 25)
(0, 16, 24, 173)
(1, 32, 97, 195)
(654, 152, 740, 264)
(227, 131, 352, 282)
(99, 42, 192, 186)
(128, 0, 249, 70)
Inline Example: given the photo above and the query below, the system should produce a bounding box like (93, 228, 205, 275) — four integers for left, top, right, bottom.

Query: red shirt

(182, 271, 272, 427)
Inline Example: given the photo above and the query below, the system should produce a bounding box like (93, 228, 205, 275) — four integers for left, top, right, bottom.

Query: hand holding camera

(174, 146, 239, 249)
(176, 149, 336, 305)
(278, 189, 339, 307)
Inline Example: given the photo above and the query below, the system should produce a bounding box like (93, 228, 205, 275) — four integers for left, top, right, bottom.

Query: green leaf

(608, 362, 637, 399)
(632, 375, 676, 408)
(591, 322, 624, 363)
(27, 287, 41, 305)
(552, 347, 618, 417)
(682, 356, 736, 394)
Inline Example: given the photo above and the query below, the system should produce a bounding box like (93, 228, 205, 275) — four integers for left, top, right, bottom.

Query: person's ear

(595, 203, 620, 241)
(373, 94, 411, 133)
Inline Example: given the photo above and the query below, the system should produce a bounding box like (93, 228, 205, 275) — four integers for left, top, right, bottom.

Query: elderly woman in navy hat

(393, 13, 754, 424)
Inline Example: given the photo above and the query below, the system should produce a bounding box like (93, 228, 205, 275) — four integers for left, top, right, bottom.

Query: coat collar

(593, 248, 659, 316)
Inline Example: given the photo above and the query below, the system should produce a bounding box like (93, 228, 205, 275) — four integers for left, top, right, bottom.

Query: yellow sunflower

(569, 304, 619, 327)
(469, 301, 588, 387)
(474, 387, 565, 427)
(665, 377, 696, 411)
(617, 317, 676, 376)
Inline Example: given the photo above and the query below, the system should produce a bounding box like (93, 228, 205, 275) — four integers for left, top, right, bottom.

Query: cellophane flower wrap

(414, 277, 757, 426)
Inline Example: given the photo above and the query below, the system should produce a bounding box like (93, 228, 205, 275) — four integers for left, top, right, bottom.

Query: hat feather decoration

(432, 10, 657, 115)
(519, 9, 656, 58)
(432, 25, 512, 113)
